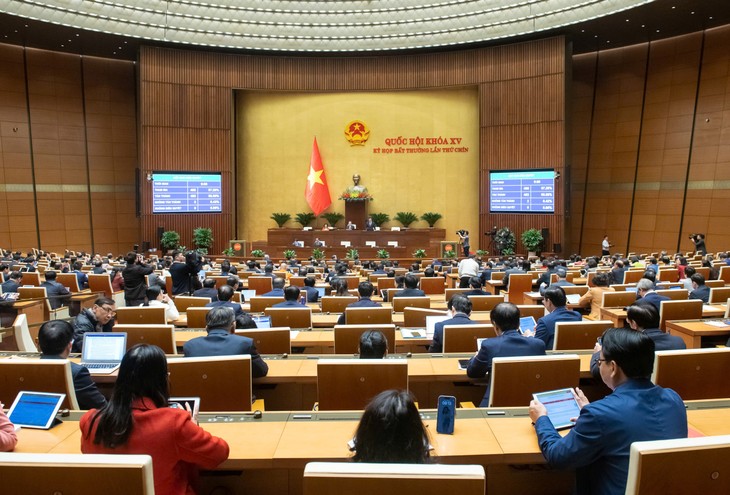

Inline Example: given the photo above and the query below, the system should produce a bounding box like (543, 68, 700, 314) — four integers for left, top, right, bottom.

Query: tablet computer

(169, 397, 200, 418)
(7, 391, 65, 429)
(532, 388, 581, 430)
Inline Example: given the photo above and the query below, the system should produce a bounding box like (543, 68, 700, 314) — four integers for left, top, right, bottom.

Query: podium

(344, 200, 368, 230)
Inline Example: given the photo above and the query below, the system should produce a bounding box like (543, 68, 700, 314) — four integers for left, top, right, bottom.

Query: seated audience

(688, 273, 710, 303)
(1, 271, 21, 293)
(540, 267, 574, 295)
(530, 328, 687, 495)
(359, 330, 388, 359)
(577, 272, 612, 320)
(337, 281, 382, 325)
(393, 274, 426, 298)
(300, 276, 320, 303)
(429, 295, 477, 353)
(144, 285, 180, 322)
(71, 297, 116, 352)
(193, 278, 219, 300)
(205, 285, 248, 325)
(81, 344, 230, 495)
(272, 286, 306, 307)
(635, 278, 669, 313)
(463, 276, 490, 296)
(41, 270, 71, 309)
(352, 390, 430, 463)
(261, 277, 285, 297)
(534, 286, 583, 350)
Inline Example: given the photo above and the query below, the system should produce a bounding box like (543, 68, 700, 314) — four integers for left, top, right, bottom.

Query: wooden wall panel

(139, 37, 567, 255)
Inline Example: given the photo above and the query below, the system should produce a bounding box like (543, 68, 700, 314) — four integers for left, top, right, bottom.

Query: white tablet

(532, 388, 581, 430)
(169, 397, 200, 419)
(7, 391, 65, 430)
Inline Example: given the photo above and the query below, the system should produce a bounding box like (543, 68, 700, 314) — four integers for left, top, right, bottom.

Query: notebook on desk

(80, 332, 127, 374)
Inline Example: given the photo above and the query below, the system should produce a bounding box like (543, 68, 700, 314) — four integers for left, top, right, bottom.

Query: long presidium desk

(13, 400, 730, 495)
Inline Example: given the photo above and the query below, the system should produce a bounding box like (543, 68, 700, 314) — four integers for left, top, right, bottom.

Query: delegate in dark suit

(337, 297, 382, 325)
(534, 306, 583, 350)
(466, 330, 546, 406)
(40, 355, 107, 410)
(0, 279, 19, 293)
(183, 329, 268, 378)
(193, 287, 219, 301)
(590, 328, 685, 379)
(393, 288, 426, 298)
(689, 284, 710, 303)
(300, 285, 320, 303)
(41, 280, 71, 309)
(428, 313, 476, 353)
(262, 288, 285, 297)
(638, 291, 669, 313)
(205, 300, 245, 319)
(272, 300, 306, 308)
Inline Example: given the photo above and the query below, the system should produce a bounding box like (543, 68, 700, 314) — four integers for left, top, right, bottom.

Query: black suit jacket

(41, 355, 107, 410)
(393, 288, 426, 298)
(193, 288, 219, 301)
(337, 297, 382, 324)
(689, 285, 710, 303)
(1, 280, 19, 293)
(183, 329, 268, 378)
(41, 280, 71, 309)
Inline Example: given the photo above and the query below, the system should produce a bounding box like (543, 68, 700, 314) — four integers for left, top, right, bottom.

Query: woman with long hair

(80, 344, 229, 495)
(352, 390, 430, 463)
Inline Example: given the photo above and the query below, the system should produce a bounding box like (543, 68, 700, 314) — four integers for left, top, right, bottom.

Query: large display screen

(489, 169, 554, 213)
(152, 172, 222, 213)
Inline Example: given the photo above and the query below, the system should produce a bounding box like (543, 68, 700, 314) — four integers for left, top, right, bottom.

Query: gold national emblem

(344, 120, 370, 146)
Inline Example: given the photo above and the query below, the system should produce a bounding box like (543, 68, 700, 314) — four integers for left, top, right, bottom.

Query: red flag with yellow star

(305, 137, 332, 216)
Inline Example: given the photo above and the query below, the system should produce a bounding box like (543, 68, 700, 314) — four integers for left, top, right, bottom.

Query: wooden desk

(601, 305, 726, 330)
(666, 319, 730, 349)
(523, 292, 544, 305)
(0, 300, 44, 340)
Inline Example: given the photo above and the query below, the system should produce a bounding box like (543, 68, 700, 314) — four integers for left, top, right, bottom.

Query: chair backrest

(694, 266, 711, 279)
(623, 270, 645, 284)
(185, 307, 211, 328)
(0, 359, 79, 409)
(303, 462, 485, 495)
(87, 273, 114, 297)
(113, 324, 177, 354)
(339, 276, 361, 290)
(468, 295, 504, 312)
(516, 305, 546, 321)
(250, 297, 285, 313)
(317, 359, 408, 410)
(704, 280, 725, 288)
(489, 354, 581, 407)
(377, 277, 396, 291)
(658, 299, 702, 331)
(419, 277, 446, 295)
(553, 320, 614, 351)
(167, 355, 254, 411)
(344, 307, 393, 325)
(248, 277, 273, 295)
(506, 274, 533, 304)
(442, 324, 496, 353)
(657, 268, 679, 282)
(333, 324, 396, 355)
(57, 273, 82, 292)
(208, 276, 229, 288)
(320, 296, 358, 313)
(562, 285, 590, 297)
(20, 271, 41, 286)
(173, 295, 210, 313)
(625, 435, 730, 495)
(392, 297, 430, 313)
(0, 453, 155, 495)
(444, 288, 470, 301)
(718, 265, 730, 284)
(601, 290, 637, 308)
(17, 286, 52, 318)
(709, 286, 730, 304)
(264, 307, 313, 329)
(402, 307, 447, 328)
(115, 306, 167, 325)
(654, 289, 688, 301)
(236, 327, 292, 354)
(0, 314, 36, 352)
(652, 348, 730, 400)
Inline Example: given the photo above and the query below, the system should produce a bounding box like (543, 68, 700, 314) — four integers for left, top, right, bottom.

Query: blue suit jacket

(41, 355, 107, 410)
(534, 379, 687, 495)
(689, 285, 710, 303)
(466, 330, 546, 406)
(393, 288, 426, 298)
(337, 297, 382, 324)
(428, 313, 476, 353)
(639, 291, 670, 312)
(193, 288, 219, 301)
(205, 300, 245, 319)
(272, 300, 306, 308)
(590, 328, 686, 379)
(300, 286, 320, 303)
(534, 306, 583, 350)
(183, 329, 269, 378)
(261, 288, 285, 297)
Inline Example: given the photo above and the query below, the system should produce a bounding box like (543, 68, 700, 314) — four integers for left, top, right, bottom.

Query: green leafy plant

(251, 249, 266, 258)
(223, 247, 235, 257)
(294, 212, 316, 228)
(311, 248, 325, 260)
(476, 249, 489, 257)
(346, 248, 359, 260)
(502, 247, 515, 256)
(394, 211, 418, 228)
(270, 212, 291, 228)
(420, 212, 443, 228)
(369, 212, 390, 227)
(412, 249, 427, 259)
(283, 249, 296, 260)
(444, 250, 457, 259)
(495, 227, 517, 255)
(320, 212, 345, 228)
(160, 231, 180, 252)
(192, 227, 213, 255)
(521, 228, 544, 253)
(376, 249, 390, 259)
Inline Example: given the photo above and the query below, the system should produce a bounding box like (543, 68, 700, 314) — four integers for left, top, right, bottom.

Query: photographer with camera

(170, 250, 203, 296)
(121, 251, 155, 307)
(457, 229, 470, 257)
(689, 233, 707, 255)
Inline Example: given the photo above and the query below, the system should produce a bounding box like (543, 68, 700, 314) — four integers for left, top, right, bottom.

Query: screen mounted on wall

(489, 169, 554, 214)
(152, 172, 222, 213)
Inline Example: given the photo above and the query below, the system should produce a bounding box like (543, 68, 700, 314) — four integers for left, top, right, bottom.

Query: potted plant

(295, 212, 316, 228)
(160, 230, 180, 253)
(521, 228, 544, 257)
(222, 247, 235, 257)
(311, 248, 325, 261)
(413, 248, 427, 260)
(420, 212, 443, 228)
(443, 250, 457, 260)
(320, 212, 345, 229)
(476, 249, 489, 257)
(192, 227, 213, 255)
(495, 227, 517, 255)
(283, 249, 296, 260)
(394, 211, 418, 228)
(369, 212, 390, 228)
(346, 248, 359, 260)
(376, 249, 390, 259)
(270, 212, 291, 228)
(251, 249, 265, 258)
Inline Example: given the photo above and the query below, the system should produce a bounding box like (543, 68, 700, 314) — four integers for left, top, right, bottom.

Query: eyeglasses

(593, 357, 608, 366)
(99, 306, 116, 316)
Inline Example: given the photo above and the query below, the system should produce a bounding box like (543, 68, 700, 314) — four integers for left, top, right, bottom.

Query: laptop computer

(240, 289, 256, 302)
(315, 287, 326, 299)
(80, 332, 127, 374)
(425, 315, 451, 338)
(7, 391, 66, 429)
(253, 316, 272, 329)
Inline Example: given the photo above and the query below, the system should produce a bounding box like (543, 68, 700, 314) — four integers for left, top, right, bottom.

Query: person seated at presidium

(183, 306, 268, 378)
(143, 285, 180, 322)
(81, 344, 230, 495)
(534, 286, 583, 350)
(530, 328, 687, 495)
(272, 286, 306, 308)
(466, 302, 546, 406)
(359, 330, 388, 359)
(71, 297, 116, 352)
(428, 295, 477, 353)
(337, 281, 382, 325)
(39, 320, 107, 410)
(392, 274, 425, 298)
(351, 390, 430, 463)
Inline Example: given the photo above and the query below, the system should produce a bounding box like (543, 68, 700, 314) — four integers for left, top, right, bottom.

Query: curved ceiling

(3, 0, 653, 52)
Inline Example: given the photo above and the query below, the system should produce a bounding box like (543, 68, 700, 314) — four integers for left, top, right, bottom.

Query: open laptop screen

(82, 333, 127, 363)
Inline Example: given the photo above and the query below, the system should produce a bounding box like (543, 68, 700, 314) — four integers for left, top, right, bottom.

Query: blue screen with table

(489, 169, 555, 213)
(152, 172, 222, 213)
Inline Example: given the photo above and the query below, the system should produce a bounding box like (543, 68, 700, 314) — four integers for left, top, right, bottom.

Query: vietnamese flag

(305, 137, 332, 216)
